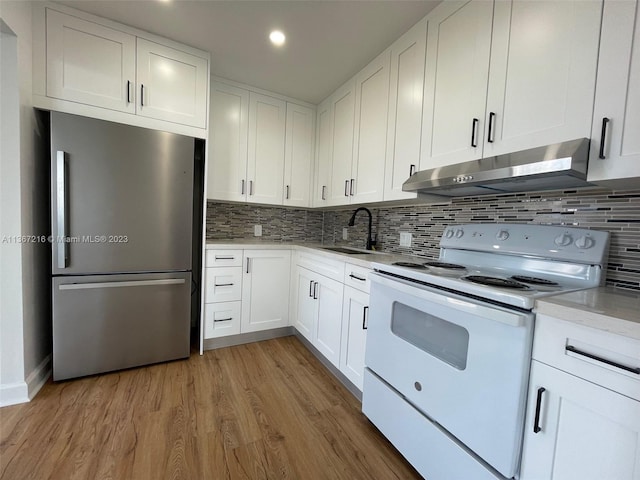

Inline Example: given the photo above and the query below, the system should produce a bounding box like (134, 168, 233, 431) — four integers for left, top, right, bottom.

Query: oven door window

(390, 301, 469, 370)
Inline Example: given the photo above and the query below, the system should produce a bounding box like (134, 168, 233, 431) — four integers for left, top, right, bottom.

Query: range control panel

(440, 224, 610, 265)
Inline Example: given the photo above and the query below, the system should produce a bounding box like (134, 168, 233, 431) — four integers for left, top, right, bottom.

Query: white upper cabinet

(588, 0, 640, 188)
(421, 0, 601, 170)
(207, 82, 249, 202)
(484, 0, 601, 157)
(384, 18, 427, 201)
(327, 80, 357, 206)
(284, 103, 315, 207)
(46, 9, 136, 113)
(313, 98, 333, 207)
(421, 0, 493, 169)
(37, 5, 209, 137)
(136, 38, 208, 128)
(247, 92, 287, 204)
(351, 51, 391, 204)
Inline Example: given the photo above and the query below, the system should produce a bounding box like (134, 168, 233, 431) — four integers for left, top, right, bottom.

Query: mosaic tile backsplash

(207, 187, 640, 291)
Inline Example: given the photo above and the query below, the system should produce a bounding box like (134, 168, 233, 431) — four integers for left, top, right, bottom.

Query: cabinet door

(247, 93, 286, 205)
(484, 0, 601, 157)
(46, 9, 136, 113)
(241, 250, 291, 333)
(520, 361, 640, 480)
(294, 267, 318, 342)
(207, 82, 249, 202)
(421, 0, 493, 169)
(588, 0, 640, 188)
(284, 103, 315, 207)
(384, 18, 427, 201)
(340, 286, 369, 391)
(313, 98, 333, 207)
(314, 275, 344, 368)
(351, 51, 390, 204)
(136, 38, 208, 128)
(327, 80, 356, 206)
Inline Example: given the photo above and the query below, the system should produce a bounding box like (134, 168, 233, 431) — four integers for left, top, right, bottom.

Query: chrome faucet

(348, 207, 376, 250)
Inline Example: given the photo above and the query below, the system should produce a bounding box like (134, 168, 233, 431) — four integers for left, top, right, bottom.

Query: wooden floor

(0, 336, 421, 479)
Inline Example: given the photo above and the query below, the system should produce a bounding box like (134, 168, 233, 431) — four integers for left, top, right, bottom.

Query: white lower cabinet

(520, 361, 640, 480)
(520, 315, 640, 480)
(340, 286, 369, 391)
(313, 275, 344, 367)
(241, 250, 291, 333)
(204, 302, 241, 338)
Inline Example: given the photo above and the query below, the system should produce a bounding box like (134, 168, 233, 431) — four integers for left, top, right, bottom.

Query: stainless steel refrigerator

(50, 112, 194, 381)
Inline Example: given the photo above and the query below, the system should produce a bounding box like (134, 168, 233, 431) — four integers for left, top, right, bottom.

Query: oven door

(364, 272, 534, 478)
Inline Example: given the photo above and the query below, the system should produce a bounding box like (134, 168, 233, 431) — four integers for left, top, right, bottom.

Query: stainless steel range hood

(403, 138, 593, 197)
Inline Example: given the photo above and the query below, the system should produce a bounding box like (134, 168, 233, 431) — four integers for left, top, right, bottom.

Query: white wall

(0, 1, 51, 407)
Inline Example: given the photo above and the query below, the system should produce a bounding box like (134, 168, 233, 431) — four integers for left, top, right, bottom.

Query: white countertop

(205, 240, 419, 269)
(536, 287, 640, 341)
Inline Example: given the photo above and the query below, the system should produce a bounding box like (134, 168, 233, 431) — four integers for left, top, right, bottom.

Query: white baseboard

(26, 354, 51, 400)
(0, 381, 29, 407)
(0, 354, 51, 408)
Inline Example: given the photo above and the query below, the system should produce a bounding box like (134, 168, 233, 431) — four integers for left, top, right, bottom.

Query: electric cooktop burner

(464, 275, 530, 289)
(393, 262, 427, 269)
(424, 261, 466, 270)
(510, 275, 559, 286)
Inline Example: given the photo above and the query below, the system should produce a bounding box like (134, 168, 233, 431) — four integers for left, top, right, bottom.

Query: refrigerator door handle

(56, 151, 68, 269)
(58, 278, 186, 290)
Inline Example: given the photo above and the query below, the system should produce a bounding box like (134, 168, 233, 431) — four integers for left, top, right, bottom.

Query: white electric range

(362, 223, 610, 480)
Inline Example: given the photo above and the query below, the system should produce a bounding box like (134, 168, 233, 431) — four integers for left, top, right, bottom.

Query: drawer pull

(533, 387, 545, 433)
(565, 345, 640, 375)
(349, 273, 366, 282)
(213, 317, 233, 323)
(214, 283, 234, 287)
(214, 256, 235, 260)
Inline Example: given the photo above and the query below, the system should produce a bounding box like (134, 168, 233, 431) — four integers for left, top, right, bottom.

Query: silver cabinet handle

(286, 185, 290, 200)
(249, 180, 254, 196)
(241, 179, 246, 195)
(246, 258, 251, 274)
(362, 306, 369, 330)
(349, 273, 366, 282)
(215, 256, 235, 260)
(56, 151, 68, 269)
(140, 84, 145, 107)
(309, 280, 314, 297)
(409, 164, 416, 176)
(126, 80, 131, 103)
(214, 283, 234, 287)
(344, 180, 349, 197)
(59, 278, 185, 290)
(313, 281, 318, 299)
(213, 317, 233, 323)
(350, 178, 355, 196)
(321, 185, 326, 200)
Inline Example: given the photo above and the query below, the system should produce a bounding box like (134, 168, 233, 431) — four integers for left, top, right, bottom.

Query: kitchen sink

(321, 247, 372, 255)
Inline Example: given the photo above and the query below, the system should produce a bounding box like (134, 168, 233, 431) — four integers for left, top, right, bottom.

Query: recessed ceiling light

(269, 30, 286, 47)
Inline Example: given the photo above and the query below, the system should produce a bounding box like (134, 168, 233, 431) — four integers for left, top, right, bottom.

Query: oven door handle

(370, 273, 529, 328)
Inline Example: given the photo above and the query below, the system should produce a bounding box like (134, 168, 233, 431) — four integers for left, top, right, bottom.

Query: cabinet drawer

(344, 264, 372, 293)
(205, 267, 242, 303)
(204, 301, 241, 338)
(297, 251, 345, 282)
(533, 314, 640, 401)
(205, 249, 243, 267)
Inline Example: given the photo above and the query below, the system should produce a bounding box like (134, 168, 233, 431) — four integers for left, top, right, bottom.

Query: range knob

(445, 229, 454, 239)
(554, 233, 573, 247)
(575, 236, 595, 249)
(455, 229, 464, 238)
(496, 230, 509, 241)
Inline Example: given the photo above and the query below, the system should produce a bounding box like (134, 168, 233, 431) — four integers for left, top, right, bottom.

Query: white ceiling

(56, 0, 441, 104)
